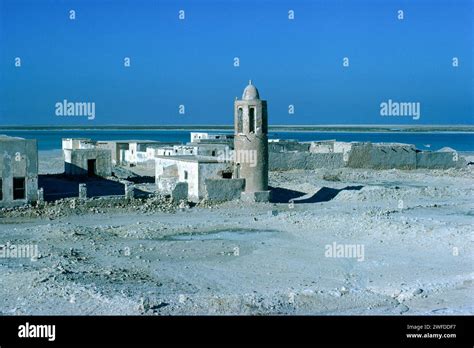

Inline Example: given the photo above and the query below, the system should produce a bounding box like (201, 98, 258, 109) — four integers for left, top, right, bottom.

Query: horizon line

(1, 124, 474, 128)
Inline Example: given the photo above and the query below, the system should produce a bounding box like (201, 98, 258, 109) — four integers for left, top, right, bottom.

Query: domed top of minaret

(242, 80, 260, 101)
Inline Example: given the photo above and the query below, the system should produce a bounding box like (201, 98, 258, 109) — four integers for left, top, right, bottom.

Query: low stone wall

(171, 182, 188, 202)
(346, 143, 417, 169)
(269, 142, 466, 171)
(416, 151, 466, 169)
(156, 175, 178, 195)
(269, 152, 344, 170)
(269, 141, 310, 153)
(204, 178, 245, 201)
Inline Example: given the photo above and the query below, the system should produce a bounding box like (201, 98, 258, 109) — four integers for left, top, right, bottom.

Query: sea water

(0, 129, 473, 152)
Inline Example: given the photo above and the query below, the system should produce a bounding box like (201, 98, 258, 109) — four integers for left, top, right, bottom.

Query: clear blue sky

(0, 0, 472, 125)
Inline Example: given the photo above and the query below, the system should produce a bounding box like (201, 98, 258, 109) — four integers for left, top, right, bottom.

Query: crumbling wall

(346, 143, 417, 169)
(269, 141, 310, 153)
(171, 182, 188, 202)
(309, 141, 334, 153)
(270, 140, 467, 171)
(65, 149, 112, 177)
(155, 158, 199, 200)
(416, 151, 466, 169)
(0, 138, 38, 207)
(269, 152, 344, 170)
(204, 178, 245, 201)
(96, 141, 129, 165)
(198, 162, 232, 200)
(25, 140, 39, 203)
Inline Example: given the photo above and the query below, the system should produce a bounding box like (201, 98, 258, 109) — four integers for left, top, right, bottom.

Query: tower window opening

(249, 108, 255, 133)
(262, 111, 268, 134)
(237, 108, 243, 133)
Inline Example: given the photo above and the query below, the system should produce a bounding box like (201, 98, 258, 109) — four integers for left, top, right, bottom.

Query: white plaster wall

(310, 142, 334, 153)
(197, 162, 231, 199)
(63, 149, 72, 163)
(178, 161, 199, 200)
(62, 139, 73, 150)
(191, 132, 209, 142)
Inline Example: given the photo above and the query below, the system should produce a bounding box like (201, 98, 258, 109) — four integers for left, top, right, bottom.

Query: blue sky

(0, 0, 472, 125)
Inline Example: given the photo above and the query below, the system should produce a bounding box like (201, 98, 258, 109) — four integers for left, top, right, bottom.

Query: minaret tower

(234, 80, 269, 202)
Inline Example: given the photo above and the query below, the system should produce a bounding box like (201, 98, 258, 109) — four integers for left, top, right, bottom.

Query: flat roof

(146, 142, 180, 147)
(96, 140, 161, 144)
(0, 135, 26, 141)
(62, 138, 92, 141)
(155, 155, 223, 163)
(67, 148, 110, 152)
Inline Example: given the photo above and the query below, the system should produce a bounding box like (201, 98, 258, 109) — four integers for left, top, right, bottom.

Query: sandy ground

(0, 150, 472, 315)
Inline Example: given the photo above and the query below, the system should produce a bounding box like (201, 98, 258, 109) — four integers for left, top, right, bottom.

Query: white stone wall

(155, 158, 232, 201)
(310, 142, 334, 153)
(155, 158, 199, 200)
(334, 142, 353, 162)
(190, 132, 209, 142)
(191, 132, 232, 142)
(62, 138, 95, 150)
(63, 149, 72, 163)
(179, 161, 199, 200)
(127, 143, 138, 164)
(197, 162, 231, 200)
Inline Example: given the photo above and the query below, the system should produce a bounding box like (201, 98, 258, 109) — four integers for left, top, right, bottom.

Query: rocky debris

(112, 166, 140, 180)
(413, 288, 424, 296)
(0, 194, 179, 219)
(322, 172, 341, 182)
(396, 303, 410, 314)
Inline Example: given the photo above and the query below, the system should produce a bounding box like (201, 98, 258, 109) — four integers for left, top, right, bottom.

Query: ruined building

(62, 138, 112, 177)
(155, 81, 270, 202)
(0, 135, 38, 207)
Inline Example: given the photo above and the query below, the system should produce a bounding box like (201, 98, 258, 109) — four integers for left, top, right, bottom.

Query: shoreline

(2, 125, 474, 133)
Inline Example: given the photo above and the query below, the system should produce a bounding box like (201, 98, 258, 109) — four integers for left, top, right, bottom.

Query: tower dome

(242, 80, 260, 100)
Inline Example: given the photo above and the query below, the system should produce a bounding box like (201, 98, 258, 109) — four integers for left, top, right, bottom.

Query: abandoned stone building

(62, 138, 112, 177)
(96, 140, 131, 166)
(123, 140, 162, 165)
(0, 135, 38, 207)
(155, 156, 235, 201)
(148, 142, 231, 159)
(96, 140, 180, 166)
(190, 132, 233, 143)
(155, 81, 270, 202)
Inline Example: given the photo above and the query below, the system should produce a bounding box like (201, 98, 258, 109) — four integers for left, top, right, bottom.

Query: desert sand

(0, 150, 472, 315)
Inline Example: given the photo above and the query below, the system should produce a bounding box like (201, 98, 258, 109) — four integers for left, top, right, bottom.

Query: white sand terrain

(0, 150, 472, 315)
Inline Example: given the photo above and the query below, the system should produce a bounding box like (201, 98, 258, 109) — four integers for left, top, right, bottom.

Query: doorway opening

(87, 159, 96, 177)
